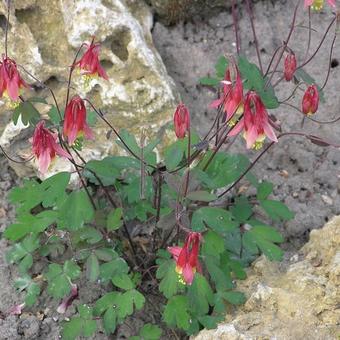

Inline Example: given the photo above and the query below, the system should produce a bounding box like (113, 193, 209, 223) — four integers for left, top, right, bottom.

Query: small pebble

(321, 195, 333, 205)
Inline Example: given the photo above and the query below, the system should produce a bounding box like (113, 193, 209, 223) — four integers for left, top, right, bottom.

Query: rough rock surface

(194, 215, 340, 340)
(0, 0, 179, 177)
(146, 0, 231, 24)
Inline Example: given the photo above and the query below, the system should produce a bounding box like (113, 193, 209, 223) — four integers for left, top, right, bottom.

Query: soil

(1, 0, 340, 339)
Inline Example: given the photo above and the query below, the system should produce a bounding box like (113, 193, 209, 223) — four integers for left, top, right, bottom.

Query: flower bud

(173, 103, 190, 139)
(284, 52, 296, 81)
(302, 85, 319, 116)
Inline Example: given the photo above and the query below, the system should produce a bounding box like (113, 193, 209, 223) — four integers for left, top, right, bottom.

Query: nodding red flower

(32, 121, 71, 174)
(173, 103, 190, 139)
(210, 61, 244, 124)
(63, 95, 94, 145)
(304, 0, 335, 10)
(302, 85, 319, 116)
(0, 56, 28, 101)
(230, 91, 278, 150)
(284, 52, 297, 82)
(74, 40, 108, 80)
(168, 232, 202, 285)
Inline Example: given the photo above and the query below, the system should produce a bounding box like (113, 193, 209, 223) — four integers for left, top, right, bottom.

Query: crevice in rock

(100, 59, 114, 72)
(0, 14, 10, 31)
(109, 27, 131, 62)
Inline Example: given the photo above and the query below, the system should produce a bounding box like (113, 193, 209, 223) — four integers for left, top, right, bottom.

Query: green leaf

(14, 275, 40, 307)
(163, 295, 191, 331)
(13, 101, 40, 125)
(187, 274, 214, 315)
(73, 227, 103, 245)
(191, 207, 238, 233)
(186, 191, 217, 202)
(215, 55, 228, 78)
(139, 324, 162, 340)
(47, 106, 63, 125)
(202, 231, 225, 257)
(7, 234, 40, 273)
(198, 315, 224, 330)
(156, 260, 182, 299)
(78, 304, 93, 319)
(45, 261, 80, 299)
(86, 253, 100, 282)
(200, 153, 251, 189)
(9, 173, 70, 214)
(243, 224, 284, 261)
(41, 172, 70, 208)
(112, 273, 135, 290)
(64, 260, 81, 279)
(94, 292, 118, 316)
(99, 258, 129, 282)
(164, 142, 184, 171)
(58, 190, 95, 230)
(204, 255, 233, 291)
(46, 273, 71, 299)
(103, 307, 117, 334)
(116, 129, 141, 156)
(25, 282, 40, 307)
(220, 291, 246, 305)
(83, 320, 97, 337)
(257, 181, 273, 200)
(230, 196, 253, 223)
(18, 254, 33, 273)
(62, 317, 82, 340)
(117, 289, 145, 319)
(260, 200, 294, 221)
(85, 158, 121, 186)
(199, 77, 219, 86)
(4, 211, 57, 241)
(86, 110, 97, 126)
(107, 208, 123, 231)
(62, 305, 97, 339)
(94, 248, 118, 262)
(238, 56, 264, 90)
(238, 56, 279, 109)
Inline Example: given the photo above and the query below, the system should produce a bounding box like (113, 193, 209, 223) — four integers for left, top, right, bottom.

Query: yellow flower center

(311, 0, 324, 10)
(3, 92, 20, 109)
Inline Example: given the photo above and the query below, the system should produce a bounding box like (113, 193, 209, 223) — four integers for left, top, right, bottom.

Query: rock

(146, 0, 231, 25)
(0, 0, 179, 178)
(193, 216, 340, 340)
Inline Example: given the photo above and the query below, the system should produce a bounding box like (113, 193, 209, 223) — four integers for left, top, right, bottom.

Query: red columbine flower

(32, 121, 71, 174)
(74, 40, 108, 80)
(304, 0, 335, 10)
(0, 56, 28, 101)
(173, 103, 190, 139)
(210, 61, 244, 124)
(302, 85, 319, 116)
(230, 91, 278, 149)
(284, 52, 297, 81)
(63, 95, 94, 145)
(168, 232, 202, 285)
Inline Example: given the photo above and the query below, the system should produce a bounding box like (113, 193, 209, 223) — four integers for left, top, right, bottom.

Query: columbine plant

(2, 1, 340, 339)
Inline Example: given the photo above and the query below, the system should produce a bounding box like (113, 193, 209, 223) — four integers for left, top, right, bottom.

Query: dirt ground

(1, 0, 340, 338)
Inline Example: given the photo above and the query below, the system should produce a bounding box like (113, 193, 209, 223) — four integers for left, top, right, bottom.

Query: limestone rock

(194, 216, 340, 340)
(0, 0, 179, 178)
